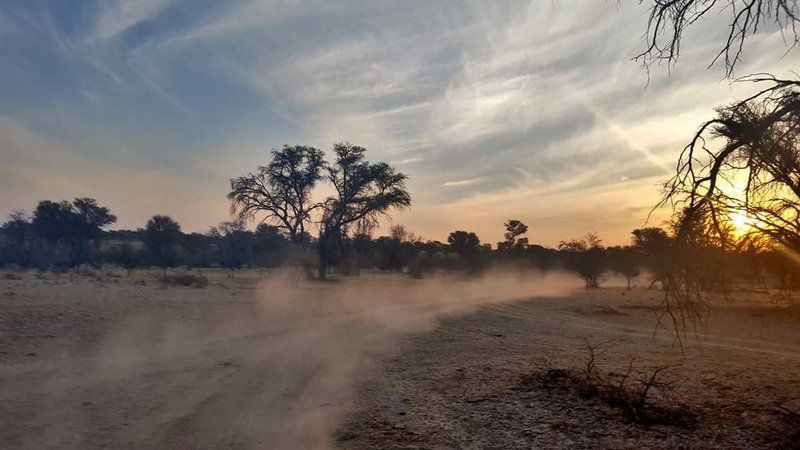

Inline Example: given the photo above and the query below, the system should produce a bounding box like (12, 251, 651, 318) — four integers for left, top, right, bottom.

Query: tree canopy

(30, 198, 116, 265)
(228, 145, 325, 243)
(144, 215, 182, 273)
(317, 142, 411, 279)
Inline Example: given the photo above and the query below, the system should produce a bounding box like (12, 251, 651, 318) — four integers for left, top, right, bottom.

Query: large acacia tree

(317, 143, 411, 280)
(229, 142, 410, 280)
(228, 145, 325, 243)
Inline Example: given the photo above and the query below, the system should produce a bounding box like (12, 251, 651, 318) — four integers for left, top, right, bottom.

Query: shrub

(522, 339, 691, 427)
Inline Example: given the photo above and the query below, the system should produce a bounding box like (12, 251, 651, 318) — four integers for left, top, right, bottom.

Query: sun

(729, 211, 755, 237)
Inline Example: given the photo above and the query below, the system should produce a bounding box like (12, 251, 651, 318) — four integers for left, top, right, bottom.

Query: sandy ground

(339, 288, 800, 449)
(1, 269, 799, 449)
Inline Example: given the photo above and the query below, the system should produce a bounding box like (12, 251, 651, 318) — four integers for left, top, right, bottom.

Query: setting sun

(729, 211, 755, 236)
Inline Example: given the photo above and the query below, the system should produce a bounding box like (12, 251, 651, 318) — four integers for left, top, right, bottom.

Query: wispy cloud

(442, 177, 486, 188)
(0, 0, 795, 243)
(91, 0, 171, 41)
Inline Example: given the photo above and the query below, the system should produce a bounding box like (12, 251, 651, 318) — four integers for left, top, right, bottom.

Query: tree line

(0, 194, 669, 286)
(2, 141, 798, 293)
(1, 190, 795, 293)
(0, 203, 287, 275)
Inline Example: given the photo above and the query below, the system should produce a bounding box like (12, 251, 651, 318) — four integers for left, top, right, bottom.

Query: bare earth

(340, 288, 800, 449)
(1, 270, 799, 449)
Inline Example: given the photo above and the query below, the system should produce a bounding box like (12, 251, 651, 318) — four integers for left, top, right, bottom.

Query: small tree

(144, 215, 182, 275)
(209, 218, 253, 274)
(632, 227, 673, 289)
(71, 198, 117, 265)
(448, 231, 481, 257)
(1, 211, 34, 267)
(109, 242, 138, 277)
(252, 223, 287, 268)
(447, 230, 486, 274)
(607, 246, 641, 290)
(503, 219, 529, 250)
(31, 198, 116, 267)
(560, 233, 606, 288)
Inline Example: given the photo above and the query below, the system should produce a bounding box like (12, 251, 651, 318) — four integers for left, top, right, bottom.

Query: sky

(0, 0, 796, 247)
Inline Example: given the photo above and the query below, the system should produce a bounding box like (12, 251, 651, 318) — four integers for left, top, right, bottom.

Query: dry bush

(157, 273, 208, 288)
(525, 339, 691, 427)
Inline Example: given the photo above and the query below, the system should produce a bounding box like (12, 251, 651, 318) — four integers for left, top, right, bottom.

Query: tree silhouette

(109, 241, 137, 277)
(634, 1, 800, 334)
(1, 211, 34, 267)
(637, 0, 799, 76)
(657, 77, 800, 327)
(31, 198, 116, 266)
(209, 218, 252, 272)
(632, 227, 673, 289)
(607, 246, 641, 290)
(317, 143, 411, 280)
(390, 224, 421, 244)
(144, 215, 182, 275)
(448, 230, 481, 257)
(499, 219, 529, 252)
(252, 223, 287, 268)
(228, 145, 324, 243)
(447, 231, 485, 274)
(559, 233, 606, 288)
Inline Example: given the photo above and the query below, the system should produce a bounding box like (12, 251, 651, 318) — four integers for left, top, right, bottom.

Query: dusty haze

(0, 270, 583, 449)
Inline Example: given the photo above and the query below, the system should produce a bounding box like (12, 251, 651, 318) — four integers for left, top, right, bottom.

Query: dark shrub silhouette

(144, 215, 182, 275)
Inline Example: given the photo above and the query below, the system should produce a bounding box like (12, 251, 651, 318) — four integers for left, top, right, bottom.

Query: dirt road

(3, 271, 799, 448)
(1, 270, 579, 449)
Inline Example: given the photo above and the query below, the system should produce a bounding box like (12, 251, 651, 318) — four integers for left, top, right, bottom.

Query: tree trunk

(318, 232, 328, 281)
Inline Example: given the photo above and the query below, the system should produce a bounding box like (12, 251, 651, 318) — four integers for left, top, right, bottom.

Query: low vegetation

(522, 339, 691, 427)
(157, 273, 209, 288)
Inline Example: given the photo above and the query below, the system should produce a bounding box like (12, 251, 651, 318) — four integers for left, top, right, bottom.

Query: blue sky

(0, 1, 795, 245)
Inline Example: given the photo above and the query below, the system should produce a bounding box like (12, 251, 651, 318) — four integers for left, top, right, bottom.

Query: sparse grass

(157, 273, 209, 288)
(70, 266, 99, 278)
(2, 272, 22, 280)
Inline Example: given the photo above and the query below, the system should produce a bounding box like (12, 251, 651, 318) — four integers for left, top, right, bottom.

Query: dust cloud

(1, 270, 582, 449)
(219, 270, 582, 448)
